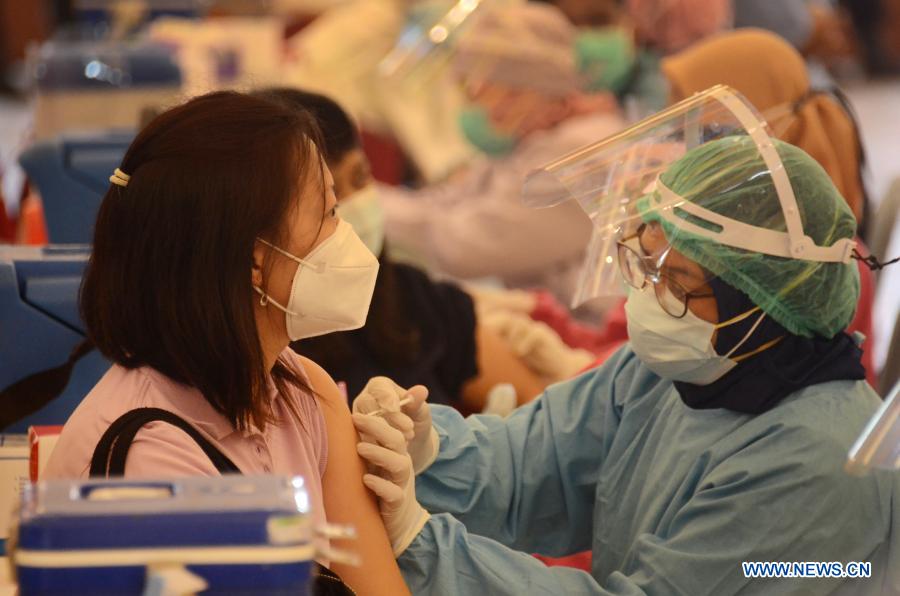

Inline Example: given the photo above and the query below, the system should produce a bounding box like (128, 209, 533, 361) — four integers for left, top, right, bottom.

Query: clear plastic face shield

(846, 383, 900, 474)
(377, 0, 488, 89)
(521, 85, 857, 309)
(379, 0, 579, 147)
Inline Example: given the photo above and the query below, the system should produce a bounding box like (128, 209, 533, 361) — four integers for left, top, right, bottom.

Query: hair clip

(109, 168, 131, 187)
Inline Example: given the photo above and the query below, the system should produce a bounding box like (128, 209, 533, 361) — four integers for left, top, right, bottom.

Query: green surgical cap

(640, 135, 859, 338)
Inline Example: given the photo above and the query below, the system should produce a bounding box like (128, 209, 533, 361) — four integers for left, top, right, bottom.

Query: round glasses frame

(616, 224, 715, 318)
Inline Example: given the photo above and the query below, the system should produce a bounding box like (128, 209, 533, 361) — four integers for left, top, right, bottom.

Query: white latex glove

(352, 377, 439, 474)
(482, 383, 517, 417)
(351, 414, 430, 557)
(482, 311, 595, 381)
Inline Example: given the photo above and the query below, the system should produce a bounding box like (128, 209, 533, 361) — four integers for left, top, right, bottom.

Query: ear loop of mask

(252, 238, 320, 317)
(252, 285, 298, 316)
(716, 307, 784, 362)
(256, 237, 325, 272)
(632, 223, 781, 365)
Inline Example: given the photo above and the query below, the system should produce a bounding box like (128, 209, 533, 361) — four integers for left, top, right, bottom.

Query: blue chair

(0, 245, 109, 432)
(18, 131, 133, 244)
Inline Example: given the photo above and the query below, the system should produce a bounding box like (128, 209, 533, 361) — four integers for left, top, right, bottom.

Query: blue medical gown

(399, 347, 900, 595)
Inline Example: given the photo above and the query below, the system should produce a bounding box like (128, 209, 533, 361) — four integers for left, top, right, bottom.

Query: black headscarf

(673, 277, 866, 414)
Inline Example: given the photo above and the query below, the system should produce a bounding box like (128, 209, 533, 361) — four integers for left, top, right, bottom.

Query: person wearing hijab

(660, 28, 878, 387)
(349, 129, 900, 594)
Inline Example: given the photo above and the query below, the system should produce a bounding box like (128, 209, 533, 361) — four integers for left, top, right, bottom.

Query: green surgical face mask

(337, 184, 384, 257)
(458, 106, 518, 157)
(574, 26, 636, 94)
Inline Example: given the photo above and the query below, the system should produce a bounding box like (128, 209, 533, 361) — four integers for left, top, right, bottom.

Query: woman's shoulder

(74, 364, 159, 415)
(282, 349, 343, 420)
(44, 364, 194, 479)
(66, 363, 230, 443)
(285, 350, 358, 480)
(281, 349, 336, 401)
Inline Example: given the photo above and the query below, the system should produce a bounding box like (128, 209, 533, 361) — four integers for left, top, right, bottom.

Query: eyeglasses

(616, 224, 715, 318)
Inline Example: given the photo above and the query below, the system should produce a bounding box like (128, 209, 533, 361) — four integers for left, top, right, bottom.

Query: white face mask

(337, 185, 384, 256)
(625, 285, 766, 385)
(254, 219, 379, 340)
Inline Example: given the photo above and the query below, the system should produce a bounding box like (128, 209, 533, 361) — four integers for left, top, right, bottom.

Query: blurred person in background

(545, 0, 733, 115)
(380, 2, 629, 315)
(284, 0, 476, 184)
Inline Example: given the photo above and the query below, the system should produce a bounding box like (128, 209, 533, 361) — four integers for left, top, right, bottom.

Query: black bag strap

(314, 565, 357, 596)
(89, 407, 241, 477)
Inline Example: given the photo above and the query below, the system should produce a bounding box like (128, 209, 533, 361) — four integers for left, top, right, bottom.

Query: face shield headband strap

(651, 88, 856, 264)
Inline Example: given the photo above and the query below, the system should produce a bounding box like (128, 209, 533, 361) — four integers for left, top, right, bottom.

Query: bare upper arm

(299, 356, 410, 596)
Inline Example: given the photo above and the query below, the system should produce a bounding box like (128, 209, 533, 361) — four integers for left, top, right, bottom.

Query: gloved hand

(352, 377, 439, 474)
(352, 413, 430, 557)
(482, 311, 595, 381)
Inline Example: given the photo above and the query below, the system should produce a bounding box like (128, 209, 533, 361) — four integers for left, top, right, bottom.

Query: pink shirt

(44, 349, 329, 530)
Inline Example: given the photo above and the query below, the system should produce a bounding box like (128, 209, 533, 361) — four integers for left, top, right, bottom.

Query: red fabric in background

(0, 172, 17, 241)
(530, 290, 628, 357)
(360, 129, 407, 186)
(0, 200, 14, 242)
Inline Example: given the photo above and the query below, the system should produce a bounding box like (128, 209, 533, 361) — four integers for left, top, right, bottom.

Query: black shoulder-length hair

(81, 90, 325, 431)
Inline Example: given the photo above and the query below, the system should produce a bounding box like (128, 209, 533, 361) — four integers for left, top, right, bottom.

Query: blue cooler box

(15, 475, 316, 595)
